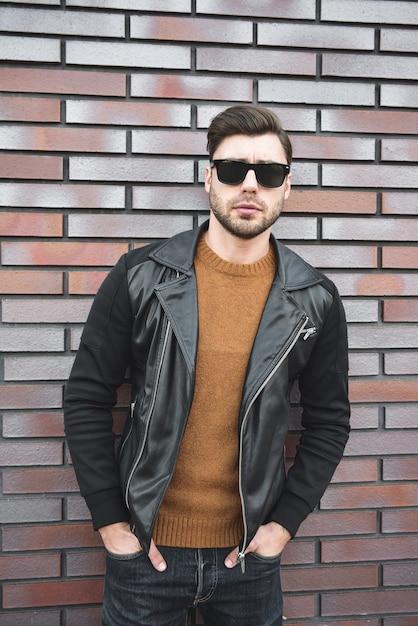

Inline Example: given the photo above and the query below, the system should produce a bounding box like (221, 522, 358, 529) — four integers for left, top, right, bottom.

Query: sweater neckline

(196, 235, 277, 277)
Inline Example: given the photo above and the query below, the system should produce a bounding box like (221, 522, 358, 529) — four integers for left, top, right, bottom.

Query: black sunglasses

(211, 159, 290, 188)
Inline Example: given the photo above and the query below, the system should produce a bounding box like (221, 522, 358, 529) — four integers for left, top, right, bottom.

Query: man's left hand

(224, 521, 291, 568)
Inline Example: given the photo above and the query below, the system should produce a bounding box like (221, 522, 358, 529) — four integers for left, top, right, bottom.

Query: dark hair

(206, 104, 292, 164)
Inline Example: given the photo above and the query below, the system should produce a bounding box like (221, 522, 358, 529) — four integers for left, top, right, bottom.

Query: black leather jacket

(64, 222, 350, 559)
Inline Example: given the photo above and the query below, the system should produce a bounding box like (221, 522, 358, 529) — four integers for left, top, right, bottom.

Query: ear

(205, 165, 212, 193)
(284, 171, 292, 200)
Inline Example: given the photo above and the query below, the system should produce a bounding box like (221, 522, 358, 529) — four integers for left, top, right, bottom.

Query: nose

(241, 167, 258, 191)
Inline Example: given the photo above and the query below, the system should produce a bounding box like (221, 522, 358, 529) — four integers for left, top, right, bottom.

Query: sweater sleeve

(64, 254, 133, 530)
(268, 281, 350, 536)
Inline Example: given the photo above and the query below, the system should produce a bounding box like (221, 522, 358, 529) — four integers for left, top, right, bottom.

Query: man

(64, 104, 350, 626)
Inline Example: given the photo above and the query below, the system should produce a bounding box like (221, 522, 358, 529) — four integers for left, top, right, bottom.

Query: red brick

(68, 214, 193, 239)
(3, 579, 103, 609)
(285, 190, 376, 214)
(345, 431, 418, 457)
(2, 523, 101, 552)
(0, 154, 62, 179)
(384, 619, 418, 626)
(321, 0, 418, 25)
(260, 79, 374, 106)
(382, 246, 418, 269)
(281, 540, 316, 566)
(282, 593, 315, 620)
(5, 355, 74, 381)
(322, 110, 418, 135)
(323, 165, 418, 189)
(384, 351, 418, 375)
(282, 564, 378, 592)
(381, 510, 418, 534)
(322, 588, 418, 617)
(0, 96, 60, 122)
(322, 536, 418, 564)
(332, 458, 378, 483)
(0, 554, 61, 581)
(383, 457, 418, 480)
(68, 271, 107, 295)
(381, 139, 418, 162)
(67, 40, 190, 69)
(259, 22, 374, 49)
(329, 272, 418, 296)
(1, 35, 60, 63)
(0, 610, 60, 626)
(2, 412, 64, 438)
(66, 607, 102, 626)
(323, 53, 418, 80)
(66, 550, 105, 577)
(298, 511, 377, 537)
(383, 300, 418, 322)
(382, 192, 417, 215)
(67, 100, 190, 127)
(131, 74, 252, 102)
(385, 404, 418, 429)
(0, 384, 62, 410)
(292, 135, 374, 161)
(383, 562, 418, 586)
(196, 0, 316, 19)
(2, 6, 124, 37)
(0, 67, 126, 96)
(0, 270, 63, 295)
(0, 441, 63, 466)
(69, 156, 194, 183)
(3, 468, 79, 494)
(0, 497, 62, 524)
(0, 212, 62, 236)
(197, 47, 315, 75)
(2, 242, 127, 266)
(322, 484, 418, 510)
(0, 125, 125, 153)
(131, 15, 252, 43)
(67, 496, 91, 521)
(0, 182, 125, 209)
(349, 379, 418, 403)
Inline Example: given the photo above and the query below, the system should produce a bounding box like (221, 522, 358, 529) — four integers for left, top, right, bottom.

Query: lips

(234, 203, 261, 216)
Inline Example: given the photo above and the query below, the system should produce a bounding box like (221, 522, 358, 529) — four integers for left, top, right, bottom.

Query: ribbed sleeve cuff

(266, 492, 313, 538)
(85, 488, 130, 530)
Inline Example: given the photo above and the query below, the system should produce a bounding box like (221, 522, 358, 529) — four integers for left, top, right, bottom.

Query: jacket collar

(149, 220, 322, 291)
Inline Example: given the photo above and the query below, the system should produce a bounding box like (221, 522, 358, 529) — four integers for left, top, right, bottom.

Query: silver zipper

(124, 319, 172, 508)
(237, 316, 314, 573)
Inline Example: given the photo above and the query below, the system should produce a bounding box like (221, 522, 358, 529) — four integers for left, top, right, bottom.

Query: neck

(205, 216, 272, 264)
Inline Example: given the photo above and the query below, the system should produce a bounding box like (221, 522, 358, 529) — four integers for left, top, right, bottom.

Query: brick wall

(0, 1, 417, 624)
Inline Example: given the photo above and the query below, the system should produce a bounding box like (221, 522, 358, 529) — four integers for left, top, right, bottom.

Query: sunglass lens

(258, 163, 285, 188)
(217, 161, 247, 185)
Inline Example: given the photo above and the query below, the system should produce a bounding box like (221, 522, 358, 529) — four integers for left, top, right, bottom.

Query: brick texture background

(0, 1, 417, 624)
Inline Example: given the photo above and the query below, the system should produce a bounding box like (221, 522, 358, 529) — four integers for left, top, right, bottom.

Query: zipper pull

(237, 551, 246, 574)
(303, 326, 316, 341)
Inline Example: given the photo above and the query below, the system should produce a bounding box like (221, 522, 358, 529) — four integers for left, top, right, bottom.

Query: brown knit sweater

(154, 235, 277, 548)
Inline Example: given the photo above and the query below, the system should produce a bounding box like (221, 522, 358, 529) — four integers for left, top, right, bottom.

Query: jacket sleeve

(64, 254, 133, 530)
(269, 280, 350, 537)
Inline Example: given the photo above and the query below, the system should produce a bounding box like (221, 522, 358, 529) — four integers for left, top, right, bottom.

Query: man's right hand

(98, 521, 167, 572)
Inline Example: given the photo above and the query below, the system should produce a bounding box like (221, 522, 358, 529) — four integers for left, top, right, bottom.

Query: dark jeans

(102, 545, 283, 626)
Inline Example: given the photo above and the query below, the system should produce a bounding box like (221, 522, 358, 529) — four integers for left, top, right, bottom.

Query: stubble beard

(209, 188, 283, 240)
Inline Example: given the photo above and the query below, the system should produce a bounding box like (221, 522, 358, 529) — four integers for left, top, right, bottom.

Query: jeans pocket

(105, 548, 144, 561)
(248, 551, 282, 564)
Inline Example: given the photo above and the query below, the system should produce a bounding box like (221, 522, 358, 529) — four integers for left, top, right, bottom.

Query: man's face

(205, 133, 292, 240)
